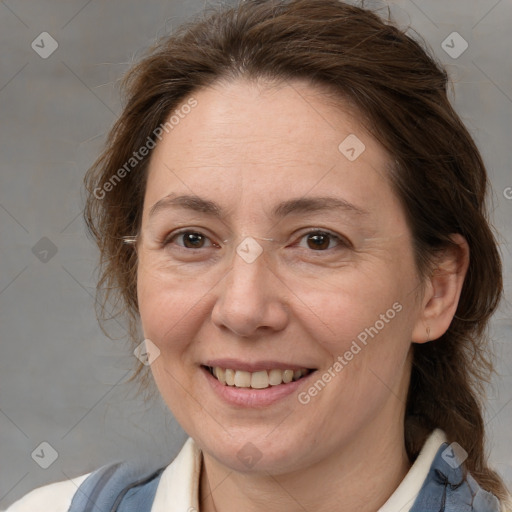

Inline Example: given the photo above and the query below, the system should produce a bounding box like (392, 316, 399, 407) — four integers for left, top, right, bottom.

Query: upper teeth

(209, 367, 309, 389)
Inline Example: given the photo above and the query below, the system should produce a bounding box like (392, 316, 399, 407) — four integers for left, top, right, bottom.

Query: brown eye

(295, 230, 348, 252)
(306, 232, 332, 250)
(181, 232, 207, 248)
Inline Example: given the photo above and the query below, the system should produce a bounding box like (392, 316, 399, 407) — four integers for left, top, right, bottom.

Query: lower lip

(201, 366, 314, 408)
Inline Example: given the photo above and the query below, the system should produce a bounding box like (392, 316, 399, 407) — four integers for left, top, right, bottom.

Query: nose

(211, 249, 289, 338)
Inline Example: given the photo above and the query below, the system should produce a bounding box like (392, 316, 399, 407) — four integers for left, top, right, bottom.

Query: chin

(197, 429, 313, 474)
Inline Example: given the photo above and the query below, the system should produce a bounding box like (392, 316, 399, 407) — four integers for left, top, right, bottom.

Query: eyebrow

(148, 194, 369, 220)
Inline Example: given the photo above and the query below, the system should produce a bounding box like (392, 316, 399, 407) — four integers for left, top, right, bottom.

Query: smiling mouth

(204, 365, 315, 389)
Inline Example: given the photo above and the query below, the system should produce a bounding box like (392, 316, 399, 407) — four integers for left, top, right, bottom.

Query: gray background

(0, 0, 511, 508)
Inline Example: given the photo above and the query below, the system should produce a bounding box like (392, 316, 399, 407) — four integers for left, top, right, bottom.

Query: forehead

(144, 78, 397, 221)
(151, 77, 376, 163)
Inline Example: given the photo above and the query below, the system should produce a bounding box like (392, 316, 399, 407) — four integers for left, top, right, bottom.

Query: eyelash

(162, 229, 220, 249)
(161, 228, 351, 252)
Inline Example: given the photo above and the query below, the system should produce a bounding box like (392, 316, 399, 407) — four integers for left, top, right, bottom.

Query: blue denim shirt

(68, 442, 501, 512)
(409, 442, 501, 512)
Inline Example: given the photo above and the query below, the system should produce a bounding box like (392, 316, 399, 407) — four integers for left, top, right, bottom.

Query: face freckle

(136, 78, 425, 475)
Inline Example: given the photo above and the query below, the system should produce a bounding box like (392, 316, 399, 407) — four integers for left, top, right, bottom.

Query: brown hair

(83, 0, 509, 503)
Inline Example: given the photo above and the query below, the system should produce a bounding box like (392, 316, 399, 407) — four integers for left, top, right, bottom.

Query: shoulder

(2, 438, 199, 512)
(412, 438, 503, 512)
(3, 473, 91, 512)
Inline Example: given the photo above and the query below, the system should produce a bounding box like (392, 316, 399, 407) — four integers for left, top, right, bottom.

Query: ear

(411, 234, 469, 344)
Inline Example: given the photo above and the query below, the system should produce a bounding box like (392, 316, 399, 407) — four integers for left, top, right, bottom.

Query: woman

(6, 0, 510, 511)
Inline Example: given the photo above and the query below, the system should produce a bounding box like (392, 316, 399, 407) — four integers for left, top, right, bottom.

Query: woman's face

(137, 78, 427, 474)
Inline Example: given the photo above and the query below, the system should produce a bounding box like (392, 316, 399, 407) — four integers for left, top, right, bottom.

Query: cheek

(292, 265, 418, 407)
(291, 269, 408, 350)
(298, 296, 413, 429)
(137, 268, 206, 350)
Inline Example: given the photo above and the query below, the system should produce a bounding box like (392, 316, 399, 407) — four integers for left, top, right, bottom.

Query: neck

(199, 421, 411, 512)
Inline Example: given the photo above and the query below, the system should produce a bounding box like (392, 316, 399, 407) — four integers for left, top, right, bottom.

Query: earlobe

(412, 234, 469, 344)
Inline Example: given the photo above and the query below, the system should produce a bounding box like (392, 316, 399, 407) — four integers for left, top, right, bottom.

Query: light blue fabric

(67, 461, 165, 512)
(409, 442, 501, 512)
(68, 442, 501, 512)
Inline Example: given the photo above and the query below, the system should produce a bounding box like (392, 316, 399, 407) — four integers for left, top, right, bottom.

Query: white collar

(378, 428, 447, 512)
(152, 429, 447, 512)
(151, 437, 202, 511)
